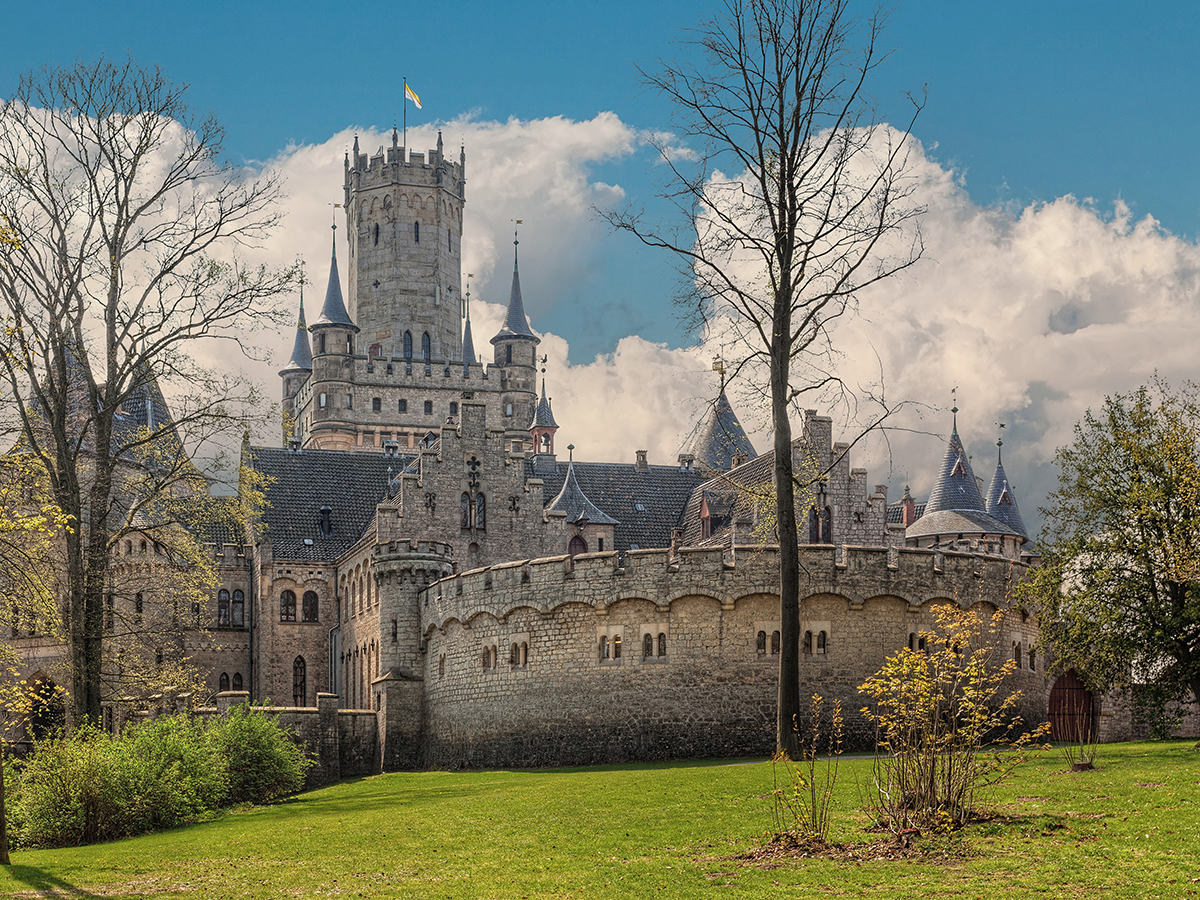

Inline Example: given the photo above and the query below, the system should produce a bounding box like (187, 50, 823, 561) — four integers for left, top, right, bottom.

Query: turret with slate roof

(691, 385, 757, 472)
(985, 430, 1028, 540)
(546, 445, 619, 526)
(281, 289, 314, 374)
(311, 227, 357, 332)
(491, 225, 539, 452)
(529, 369, 559, 454)
(279, 284, 313, 442)
(461, 278, 477, 368)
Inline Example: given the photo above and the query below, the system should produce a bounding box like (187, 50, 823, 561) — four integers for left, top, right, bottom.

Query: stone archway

(1048, 670, 1094, 741)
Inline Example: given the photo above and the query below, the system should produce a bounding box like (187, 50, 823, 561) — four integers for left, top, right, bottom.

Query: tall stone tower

(344, 129, 466, 364)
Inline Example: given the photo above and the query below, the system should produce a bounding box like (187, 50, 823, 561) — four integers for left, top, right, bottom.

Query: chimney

(318, 505, 333, 538)
(383, 439, 399, 457)
(730, 453, 747, 469)
(678, 453, 694, 471)
(287, 436, 301, 453)
(901, 486, 917, 527)
(635, 449, 648, 471)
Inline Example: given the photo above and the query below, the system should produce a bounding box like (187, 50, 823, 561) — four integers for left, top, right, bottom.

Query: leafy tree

(1019, 380, 1200, 712)
(606, 0, 924, 754)
(0, 59, 292, 725)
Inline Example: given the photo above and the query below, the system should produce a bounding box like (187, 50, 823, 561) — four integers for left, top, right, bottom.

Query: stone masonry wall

(418, 545, 1045, 768)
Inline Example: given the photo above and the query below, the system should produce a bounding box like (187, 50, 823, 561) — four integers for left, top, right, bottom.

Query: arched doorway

(1048, 670, 1094, 741)
(568, 535, 587, 557)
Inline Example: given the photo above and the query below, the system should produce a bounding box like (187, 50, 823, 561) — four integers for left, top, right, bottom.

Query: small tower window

(505, 345, 512, 365)
(422, 332, 431, 362)
(413, 221, 420, 243)
(373, 223, 380, 245)
(319, 393, 327, 408)
(319, 333, 326, 354)
(403, 331, 413, 360)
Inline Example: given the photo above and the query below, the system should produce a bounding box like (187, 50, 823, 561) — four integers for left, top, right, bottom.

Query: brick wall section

(417, 545, 1046, 767)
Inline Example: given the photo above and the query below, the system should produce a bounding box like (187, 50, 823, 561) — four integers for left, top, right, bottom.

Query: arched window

(439, 655, 446, 677)
(568, 535, 587, 557)
(821, 507, 833, 544)
(1013, 642, 1022, 667)
(510, 643, 520, 666)
(1028, 648, 1037, 671)
(302, 591, 319, 623)
(908, 632, 917, 651)
(599, 635, 610, 660)
(461, 493, 471, 529)
(643, 633, 654, 658)
(232, 673, 243, 691)
(421, 332, 431, 362)
(413, 220, 420, 243)
(808, 507, 820, 543)
(612, 634, 622, 659)
(505, 345, 512, 365)
(219, 672, 229, 692)
(482, 647, 490, 669)
(231, 590, 244, 628)
(293, 656, 306, 706)
(803, 630, 813, 655)
(217, 589, 230, 627)
(403, 331, 413, 360)
(520, 642, 528, 666)
(280, 590, 296, 622)
(373, 222, 380, 245)
(756, 630, 767, 654)
(475, 493, 486, 531)
(657, 632, 667, 657)
(817, 630, 827, 654)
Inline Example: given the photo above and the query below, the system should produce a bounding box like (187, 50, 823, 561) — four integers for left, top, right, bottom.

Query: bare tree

(0, 59, 292, 725)
(607, 0, 924, 755)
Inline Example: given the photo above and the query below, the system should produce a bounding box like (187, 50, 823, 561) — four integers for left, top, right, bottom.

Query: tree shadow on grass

(5, 865, 110, 899)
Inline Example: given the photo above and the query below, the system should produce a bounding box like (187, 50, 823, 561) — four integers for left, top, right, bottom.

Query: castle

(18, 132, 1070, 768)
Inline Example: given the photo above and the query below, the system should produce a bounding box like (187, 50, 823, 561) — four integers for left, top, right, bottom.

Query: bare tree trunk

(773, 307, 800, 757)
(0, 736, 9, 866)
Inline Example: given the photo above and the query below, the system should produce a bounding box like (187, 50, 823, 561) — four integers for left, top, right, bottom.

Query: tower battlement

(345, 137, 465, 198)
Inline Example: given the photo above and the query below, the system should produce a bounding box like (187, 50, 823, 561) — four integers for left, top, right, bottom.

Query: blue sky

(5, 1, 1200, 520)
(5, 1, 1199, 359)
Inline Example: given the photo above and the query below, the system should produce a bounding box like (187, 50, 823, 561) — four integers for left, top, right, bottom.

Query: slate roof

(461, 311, 477, 365)
(282, 293, 313, 372)
(679, 449, 776, 545)
(248, 446, 395, 561)
(491, 243, 536, 342)
(886, 500, 927, 524)
(985, 449, 1028, 539)
(529, 380, 558, 429)
(545, 460, 619, 526)
(922, 419, 986, 515)
(531, 458, 705, 552)
(905, 508, 1021, 540)
(691, 389, 757, 472)
(312, 233, 356, 330)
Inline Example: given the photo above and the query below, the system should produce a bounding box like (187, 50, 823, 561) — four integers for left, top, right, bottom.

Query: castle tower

(529, 374, 559, 455)
(985, 431, 1028, 540)
(491, 232, 539, 451)
(307, 228, 360, 450)
(344, 128, 466, 364)
(278, 287, 313, 442)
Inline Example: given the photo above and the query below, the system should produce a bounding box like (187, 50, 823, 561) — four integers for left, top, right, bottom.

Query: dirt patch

(731, 830, 967, 867)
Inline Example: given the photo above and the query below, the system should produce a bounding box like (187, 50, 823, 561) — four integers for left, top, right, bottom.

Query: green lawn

(2, 741, 1197, 899)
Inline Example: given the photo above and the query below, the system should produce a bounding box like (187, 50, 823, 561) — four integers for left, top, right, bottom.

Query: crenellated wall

(415, 545, 1045, 768)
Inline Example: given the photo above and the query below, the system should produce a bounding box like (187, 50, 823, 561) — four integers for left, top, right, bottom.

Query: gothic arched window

(803, 630, 813, 655)
(217, 589, 230, 627)
(474, 493, 486, 531)
(403, 331, 413, 360)
(599, 636, 609, 660)
(658, 632, 667, 657)
(302, 591, 319, 623)
(421, 332, 431, 362)
(821, 507, 833, 544)
(568, 535, 587, 557)
(461, 492, 471, 530)
(231, 590, 244, 628)
(808, 507, 820, 543)
(771, 630, 781, 655)
(756, 630, 767, 654)
(413, 220, 420, 243)
(817, 630, 827, 654)
(643, 633, 654, 658)
(280, 590, 296, 622)
(219, 672, 229, 693)
(293, 656, 306, 706)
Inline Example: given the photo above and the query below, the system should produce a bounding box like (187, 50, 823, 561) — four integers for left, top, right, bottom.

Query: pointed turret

(492, 236, 536, 341)
(529, 375, 559, 454)
(461, 280, 477, 366)
(280, 290, 313, 373)
(691, 389, 757, 472)
(547, 451, 618, 526)
(312, 229, 356, 331)
(922, 406, 986, 515)
(985, 435, 1028, 539)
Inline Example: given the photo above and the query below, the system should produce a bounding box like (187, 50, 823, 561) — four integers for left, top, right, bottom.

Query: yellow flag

(404, 82, 422, 110)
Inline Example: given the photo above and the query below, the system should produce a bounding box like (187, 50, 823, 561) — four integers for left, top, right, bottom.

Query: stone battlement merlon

(345, 145, 465, 197)
(418, 544, 1028, 633)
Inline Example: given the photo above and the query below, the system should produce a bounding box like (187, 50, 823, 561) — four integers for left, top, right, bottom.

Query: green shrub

(124, 715, 229, 829)
(206, 704, 312, 804)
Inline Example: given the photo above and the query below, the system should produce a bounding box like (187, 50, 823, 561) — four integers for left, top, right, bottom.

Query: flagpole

(402, 75, 407, 151)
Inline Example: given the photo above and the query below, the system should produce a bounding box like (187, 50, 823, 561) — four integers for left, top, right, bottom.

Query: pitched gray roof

(905, 507, 1021, 540)
(679, 449, 777, 545)
(985, 448, 1028, 539)
(886, 500, 927, 524)
(281, 294, 313, 372)
(922, 420, 986, 515)
(461, 311, 477, 365)
(491, 243, 536, 342)
(529, 380, 558, 429)
(691, 389, 757, 471)
(546, 459, 619, 526)
(532, 458, 704, 552)
(312, 233, 356, 330)
(248, 446, 395, 560)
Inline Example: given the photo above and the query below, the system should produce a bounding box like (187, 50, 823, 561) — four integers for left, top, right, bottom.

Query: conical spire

(282, 288, 313, 372)
(461, 279, 477, 365)
(312, 227, 356, 330)
(985, 431, 1028, 538)
(492, 226, 536, 341)
(691, 388, 757, 471)
(529, 376, 559, 429)
(547, 447, 618, 525)
(923, 405, 987, 514)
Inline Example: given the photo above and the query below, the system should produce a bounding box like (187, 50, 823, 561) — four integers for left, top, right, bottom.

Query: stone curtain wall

(418, 545, 1045, 767)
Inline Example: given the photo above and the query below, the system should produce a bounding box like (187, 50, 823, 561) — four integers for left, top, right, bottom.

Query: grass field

(1, 741, 1197, 899)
